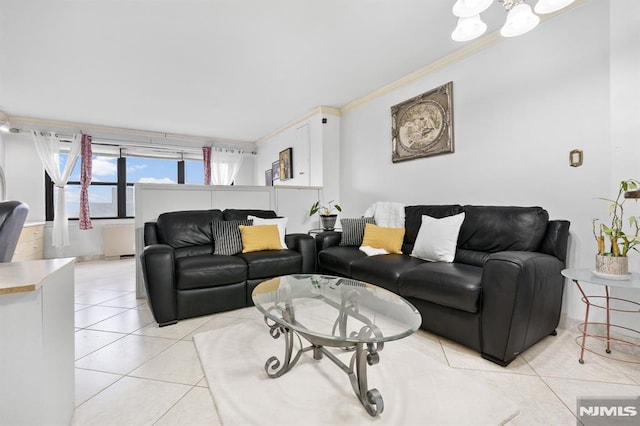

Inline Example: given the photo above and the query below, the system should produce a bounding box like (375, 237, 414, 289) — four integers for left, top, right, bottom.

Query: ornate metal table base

(263, 315, 385, 417)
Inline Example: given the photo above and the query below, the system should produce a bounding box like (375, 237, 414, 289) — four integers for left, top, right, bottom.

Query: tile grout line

(73, 273, 200, 422)
(522, 352, 581, 423)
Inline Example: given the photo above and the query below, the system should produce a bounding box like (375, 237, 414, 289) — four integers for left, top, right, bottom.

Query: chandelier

(451, 0, 575, 42)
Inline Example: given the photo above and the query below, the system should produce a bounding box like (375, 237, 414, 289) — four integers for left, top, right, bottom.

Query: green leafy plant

(592, 179, 640, 257)
(309, 200, 342, 216)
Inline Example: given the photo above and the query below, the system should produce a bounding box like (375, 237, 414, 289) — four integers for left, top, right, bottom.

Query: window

(185, 160, 205, 185)
(127, 157, 178, 185)
(46, 154, 194, 220)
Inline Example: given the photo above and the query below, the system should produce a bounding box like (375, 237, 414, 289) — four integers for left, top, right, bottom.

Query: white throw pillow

(410, 213, 465, 262)
(247, 216, 288, 249)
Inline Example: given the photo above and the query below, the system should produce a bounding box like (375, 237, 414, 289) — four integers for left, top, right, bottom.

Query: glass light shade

(500, 3, 540, 37)
(452, 0, 493, 18)
(451, 15, 487, 42)
(534, 0, 575, 14)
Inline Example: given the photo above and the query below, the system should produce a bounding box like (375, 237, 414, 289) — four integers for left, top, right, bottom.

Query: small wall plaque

(569, 149, 583, 167)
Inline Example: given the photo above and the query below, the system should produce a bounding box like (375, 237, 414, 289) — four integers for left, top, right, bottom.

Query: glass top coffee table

(252, 274, 422, 417)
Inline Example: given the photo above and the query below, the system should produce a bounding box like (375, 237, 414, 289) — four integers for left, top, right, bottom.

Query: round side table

(561, 268, 640, 364)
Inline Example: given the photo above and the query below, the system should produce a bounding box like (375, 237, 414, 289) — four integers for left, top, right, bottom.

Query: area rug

(194, 319, 519, 425)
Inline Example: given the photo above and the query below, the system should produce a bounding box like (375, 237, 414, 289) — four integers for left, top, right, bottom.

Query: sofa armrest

(141, 244, 177, 326)
(144, 222, 159, 245)
(285, 233, 316, 273)
(539, 220, 570, 264)
(315, 231, 342, 250)
(480, 251, 565, 366)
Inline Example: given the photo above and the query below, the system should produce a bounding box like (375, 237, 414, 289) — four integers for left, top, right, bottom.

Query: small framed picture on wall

(272, 161, 280, 181)
(279, 148, 293, 180)
(265, 169, 273, 186)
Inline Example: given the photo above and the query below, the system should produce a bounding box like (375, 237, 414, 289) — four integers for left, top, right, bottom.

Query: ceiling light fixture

(500, 0, 540, 37)
(451, 0, 575, 42)
(451, 15, 488, 41)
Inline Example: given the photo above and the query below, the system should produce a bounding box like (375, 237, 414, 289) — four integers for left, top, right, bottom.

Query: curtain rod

(7, 115, 257, 151)
(11, 126, 256, 155)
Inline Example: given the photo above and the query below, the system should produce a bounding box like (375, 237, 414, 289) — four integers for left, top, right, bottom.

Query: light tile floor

(72, 258, 640, 425)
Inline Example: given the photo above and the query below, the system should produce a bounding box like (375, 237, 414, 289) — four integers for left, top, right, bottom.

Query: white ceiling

(1, 0, 510, 143)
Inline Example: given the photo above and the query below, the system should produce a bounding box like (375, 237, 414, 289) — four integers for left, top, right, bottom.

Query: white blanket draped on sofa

(364, 201, 406, 228)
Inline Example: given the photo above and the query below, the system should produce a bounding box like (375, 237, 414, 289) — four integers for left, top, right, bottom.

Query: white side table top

(562, 268, 640, 289)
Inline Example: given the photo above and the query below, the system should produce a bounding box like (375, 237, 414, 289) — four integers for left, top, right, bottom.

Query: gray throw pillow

(212, 220, 253, 255)
(340, 217, 375, 246)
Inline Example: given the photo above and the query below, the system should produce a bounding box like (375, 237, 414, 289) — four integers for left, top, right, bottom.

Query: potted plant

(592, 178, 640, 276)
(309, 200, 342, 231)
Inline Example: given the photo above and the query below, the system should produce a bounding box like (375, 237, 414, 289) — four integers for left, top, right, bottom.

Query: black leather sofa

(316, 205, 570, 366)
(141, 209, 316, 326)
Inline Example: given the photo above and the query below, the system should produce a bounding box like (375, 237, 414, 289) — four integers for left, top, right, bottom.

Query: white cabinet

(0, 258, 75, 425)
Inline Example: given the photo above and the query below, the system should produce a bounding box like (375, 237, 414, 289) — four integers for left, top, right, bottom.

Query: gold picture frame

(279, 148, 293, 180)
(391, 81, 454, 163)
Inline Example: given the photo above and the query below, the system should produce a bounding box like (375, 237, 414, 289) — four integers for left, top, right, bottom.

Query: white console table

(0, 258, 75, 425)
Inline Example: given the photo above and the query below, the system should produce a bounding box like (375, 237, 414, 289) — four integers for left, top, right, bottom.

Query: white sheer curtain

(210, 148, 245, 185)
(31, 131, 81, 247)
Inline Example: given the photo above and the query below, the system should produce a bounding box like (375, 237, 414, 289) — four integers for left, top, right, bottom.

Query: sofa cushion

(157, 210, 223, 248)
(411, 212, 465, 262)
(454, 249, 491, 267)
(458, 206, 549, 253)
(174, 245, 213, 259)
(238, 250, 301, 279)
(223, 209, 278, 221)
(361, 224, 405, 254)
(340, 217, 375, 246)
(403, 205, 463, 254)
(240, 225, 283, 253)
(212, 219, 253, 256)
(398, 262, 483, 314)
(175, 254, 247, 290)
(350, 254, 425, 294)
(318, 246, 367, 276)
(248, 215, 289, 249)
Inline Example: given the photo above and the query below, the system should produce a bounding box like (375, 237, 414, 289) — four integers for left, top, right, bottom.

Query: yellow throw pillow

(361, 223, 405, 254)
(239, 225, 283, 253)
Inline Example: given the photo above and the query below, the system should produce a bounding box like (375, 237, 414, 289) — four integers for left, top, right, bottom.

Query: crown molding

(256, 106, 341, 146)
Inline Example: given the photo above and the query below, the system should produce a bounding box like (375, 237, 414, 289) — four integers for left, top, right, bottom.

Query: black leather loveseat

(316, 205, 570, 366)
(141, 209, 315, 326)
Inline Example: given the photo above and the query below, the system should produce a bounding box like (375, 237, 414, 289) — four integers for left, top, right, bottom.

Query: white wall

(0, 133, 5, 168)
(255, 114, 321, 187)
(608, 0, 640, 330)
(338, 0, 636, 323)
(255, 110, 342, 218)
(4, 132, 46, 222)
(0, 134, 6, 201)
